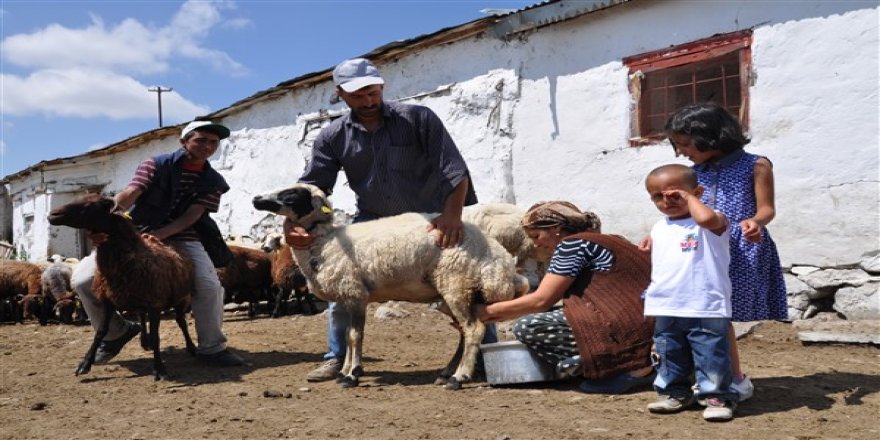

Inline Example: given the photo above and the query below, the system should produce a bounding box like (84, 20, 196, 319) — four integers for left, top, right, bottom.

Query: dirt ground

(1, 302, 878, 440)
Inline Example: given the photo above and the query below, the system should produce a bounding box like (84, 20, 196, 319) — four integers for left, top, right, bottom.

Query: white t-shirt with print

(644, 216, 732, 318)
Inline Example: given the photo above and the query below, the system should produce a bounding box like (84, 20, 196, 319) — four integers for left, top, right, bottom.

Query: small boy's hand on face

(740, 219, 763, 242)
(662, 189, 691, 204)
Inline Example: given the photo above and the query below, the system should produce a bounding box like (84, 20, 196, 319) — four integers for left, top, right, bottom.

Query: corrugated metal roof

(2, 0, 632, 184)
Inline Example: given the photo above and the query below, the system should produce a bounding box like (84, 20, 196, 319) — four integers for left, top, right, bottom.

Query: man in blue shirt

(285, 58, 493, 381)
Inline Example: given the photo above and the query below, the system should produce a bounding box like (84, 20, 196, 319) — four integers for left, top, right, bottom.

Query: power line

(147, 86, 173, 127)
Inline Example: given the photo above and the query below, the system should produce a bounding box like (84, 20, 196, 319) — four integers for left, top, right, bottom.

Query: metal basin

(480, 340, 558, 385)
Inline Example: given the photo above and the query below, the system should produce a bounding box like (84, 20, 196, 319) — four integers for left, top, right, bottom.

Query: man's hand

(426, 213, 464, 249)
(140, 233, 163, 244)
(740, 219, 763, 243)
(284, 218, 316, 249)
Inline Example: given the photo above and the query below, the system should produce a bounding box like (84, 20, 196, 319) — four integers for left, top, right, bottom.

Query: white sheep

(41, 261, 75, 323)
(252, 183, 529, 390)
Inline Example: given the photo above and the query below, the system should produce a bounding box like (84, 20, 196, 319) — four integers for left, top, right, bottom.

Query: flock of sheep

(0, 229, 319, 328)
(2, 185, 546, 388)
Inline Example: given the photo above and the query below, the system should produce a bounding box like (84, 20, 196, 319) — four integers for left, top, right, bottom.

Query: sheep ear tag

(321, 206, 332, 214)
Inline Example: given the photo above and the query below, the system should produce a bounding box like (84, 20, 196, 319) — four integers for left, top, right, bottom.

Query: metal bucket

(480, 340, 559, 385)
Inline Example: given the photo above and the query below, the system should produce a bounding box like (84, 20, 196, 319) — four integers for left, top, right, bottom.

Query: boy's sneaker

(731, 375, 754, 402)
(702, 397, 736, 421)
(94, 321, 142, 365)
(647, 395, 694, 414)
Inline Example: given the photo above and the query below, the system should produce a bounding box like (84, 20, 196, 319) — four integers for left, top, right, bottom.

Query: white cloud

(1, 69, 208, 120)
(0, 0, 246, 118)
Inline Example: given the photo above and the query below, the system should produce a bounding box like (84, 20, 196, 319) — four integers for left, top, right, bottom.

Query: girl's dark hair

(664, 102, 750, 153)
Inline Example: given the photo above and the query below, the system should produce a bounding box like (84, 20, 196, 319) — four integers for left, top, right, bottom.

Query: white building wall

(8, 137, 175, 259)
(7, 1, 878, 268)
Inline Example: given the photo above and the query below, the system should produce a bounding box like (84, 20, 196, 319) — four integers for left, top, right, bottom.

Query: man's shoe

(702, 397, 736, 421)
(306, 359, 342, 382)
(578, 371, 656, 394)
(731, 375, 754, 402)
(647, 395, 695, 414)
(94, 321, 142, 365)
(197, 349, 245, 367)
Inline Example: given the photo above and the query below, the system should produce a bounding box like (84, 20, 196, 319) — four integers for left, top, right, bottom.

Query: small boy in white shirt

(643, 164, 738, 421)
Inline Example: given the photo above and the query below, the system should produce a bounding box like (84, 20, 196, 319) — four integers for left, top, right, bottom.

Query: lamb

(41, 259, 80, 324)
(252, 183, 529, 389)
(217, 244, 273, 317)
(47, 194, 196, 380)
(0, 260, 43, 324)
(260, 233, 316, 316)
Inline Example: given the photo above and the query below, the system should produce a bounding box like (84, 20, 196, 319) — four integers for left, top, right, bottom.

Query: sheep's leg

(448, 317, 486, 389)
(339, 305, 366, 388)
(271, 287, 289, 318)
(432, 301, 464, 385)
(148, 311, 169, 381)
(75, 300, 114, 376)
(247, 294, 257, 318)
(302, 291, 317, 315)
(139, 312, 151, 350)
(174, 307, 197, 356)
(438, 300, 486, 390)
(435, 332, 465, 386)
(38, 297, 50, 325)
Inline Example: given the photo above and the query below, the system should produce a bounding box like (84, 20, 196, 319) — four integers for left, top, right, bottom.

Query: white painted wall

(7, 1, 878, 269)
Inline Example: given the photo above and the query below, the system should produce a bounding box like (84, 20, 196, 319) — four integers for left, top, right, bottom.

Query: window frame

(624, 29, 753, 146)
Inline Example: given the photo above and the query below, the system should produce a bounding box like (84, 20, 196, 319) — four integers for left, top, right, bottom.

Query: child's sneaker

(702, 397, 736, 421)
(731, 375, 754, 402)
(647, 395, 694, 414)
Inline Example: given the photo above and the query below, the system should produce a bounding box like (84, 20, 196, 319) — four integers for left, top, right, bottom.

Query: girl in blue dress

(663, 102, 787, 402)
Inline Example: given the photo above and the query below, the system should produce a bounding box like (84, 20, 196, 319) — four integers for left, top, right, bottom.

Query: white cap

(332, 58, 385, 93)
(180, 120, 230, 140)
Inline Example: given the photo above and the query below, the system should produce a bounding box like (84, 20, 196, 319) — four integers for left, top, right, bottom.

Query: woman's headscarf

(521, 201, 602, 235)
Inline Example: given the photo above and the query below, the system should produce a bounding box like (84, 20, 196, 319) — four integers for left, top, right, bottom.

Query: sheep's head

(47, 193, 120, 233)
(252, 183, 333, 230)
(260, 233, 284, 253)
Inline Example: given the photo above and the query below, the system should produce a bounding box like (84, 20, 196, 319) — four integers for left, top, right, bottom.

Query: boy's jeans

(652, 316, 738, 402)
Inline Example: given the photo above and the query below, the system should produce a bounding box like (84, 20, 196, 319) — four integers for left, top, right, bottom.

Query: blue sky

(0, 0, 535, 178)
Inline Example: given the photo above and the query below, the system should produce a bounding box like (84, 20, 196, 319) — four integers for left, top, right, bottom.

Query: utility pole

(147, 86, 173, 127)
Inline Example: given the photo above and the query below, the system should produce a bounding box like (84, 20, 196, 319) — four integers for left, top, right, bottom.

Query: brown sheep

(261, 233, 316, 317)
(0, 260, 43, 324)
(217, 245, 273, 317)
(47, 194, 196, 380)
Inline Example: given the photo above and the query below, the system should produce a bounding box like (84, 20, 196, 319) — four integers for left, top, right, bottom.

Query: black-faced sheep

(260, 233, 317, 317)
(217, 245, 273, 317)
(1, 260, 43, 324)
(47, 194, 196, 380)
(252, 183, 529, 390)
